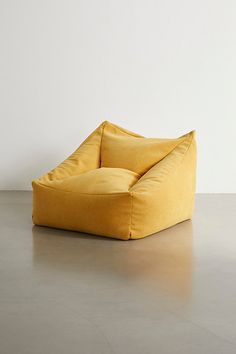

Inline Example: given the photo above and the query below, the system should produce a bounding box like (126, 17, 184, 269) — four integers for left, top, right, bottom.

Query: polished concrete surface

(0, 192, 236, 354)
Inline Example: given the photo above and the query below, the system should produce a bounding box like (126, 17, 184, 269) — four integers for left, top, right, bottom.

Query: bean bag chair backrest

(100, 122, 187, 175)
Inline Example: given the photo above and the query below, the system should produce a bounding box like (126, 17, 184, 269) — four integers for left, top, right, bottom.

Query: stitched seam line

(100, 121, 106, 167)
(129, 192, 133, 239)
(167, 131, 194, 175)
(33, 182, 131, 196)
(107, 121, 144, 138)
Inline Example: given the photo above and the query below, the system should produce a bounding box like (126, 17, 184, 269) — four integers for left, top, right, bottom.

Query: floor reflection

(32, 220, 193, 299)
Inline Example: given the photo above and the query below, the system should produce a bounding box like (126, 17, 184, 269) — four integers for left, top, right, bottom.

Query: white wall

(0, 0, 236, 192)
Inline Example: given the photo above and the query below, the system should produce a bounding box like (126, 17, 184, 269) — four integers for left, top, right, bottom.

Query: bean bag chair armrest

(34, 123, 105, 185)
(127, 131, 196, 239)
(130, 131, 196, 194)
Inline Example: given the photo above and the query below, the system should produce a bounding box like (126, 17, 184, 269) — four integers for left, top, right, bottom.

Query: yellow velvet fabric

(32, 121, 197, 240)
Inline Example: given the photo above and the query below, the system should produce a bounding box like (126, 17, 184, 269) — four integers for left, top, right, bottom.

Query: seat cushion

(38, 167, 140, 194)
(32, 168, 138, 240)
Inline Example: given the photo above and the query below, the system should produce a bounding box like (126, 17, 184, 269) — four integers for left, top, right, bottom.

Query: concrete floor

(0, 192, 236, 354)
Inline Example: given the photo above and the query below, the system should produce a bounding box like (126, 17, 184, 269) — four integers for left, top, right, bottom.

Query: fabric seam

(128, 192, 133, 239)
(100, 121, 106, 167)
(33, 182, 131, 196)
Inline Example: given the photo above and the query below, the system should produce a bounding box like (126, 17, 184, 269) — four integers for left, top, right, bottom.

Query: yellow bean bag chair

(32, 121, 196, 240)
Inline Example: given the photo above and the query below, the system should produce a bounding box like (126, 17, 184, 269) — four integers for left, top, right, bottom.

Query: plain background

(0, 0, 235, 192)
